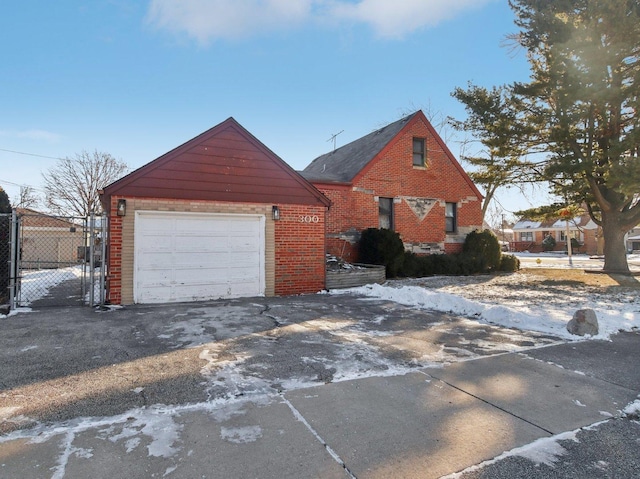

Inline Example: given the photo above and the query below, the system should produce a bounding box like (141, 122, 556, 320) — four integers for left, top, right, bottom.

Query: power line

(0, 178, 43, 192)
(0, 148, 64, 160)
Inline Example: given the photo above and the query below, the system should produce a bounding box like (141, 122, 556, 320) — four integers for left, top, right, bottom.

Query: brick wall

(314, 118, 482, 260)
(274, 204, 326, 295)
(106, 197, 326, 304)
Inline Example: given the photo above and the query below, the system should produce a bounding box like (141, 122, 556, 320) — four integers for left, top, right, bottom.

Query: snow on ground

(16, 265, 84, 305)
(332, 259, 640, 340)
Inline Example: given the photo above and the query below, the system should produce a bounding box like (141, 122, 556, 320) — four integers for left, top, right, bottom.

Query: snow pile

(333, 281, 639, 340)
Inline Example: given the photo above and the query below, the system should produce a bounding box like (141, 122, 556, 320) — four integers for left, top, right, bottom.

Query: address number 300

(299, 215, 320, 223)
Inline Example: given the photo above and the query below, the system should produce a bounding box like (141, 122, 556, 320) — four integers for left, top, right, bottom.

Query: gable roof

(300, 111, 483, 199)
(301, 112, 419, 184)
(101, 117, 330, 208)
(513, 214, 598, 231)
(16, 208, 81, 229)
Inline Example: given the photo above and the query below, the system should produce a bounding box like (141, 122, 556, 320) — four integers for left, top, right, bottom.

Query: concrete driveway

(1, 293, 638, 478)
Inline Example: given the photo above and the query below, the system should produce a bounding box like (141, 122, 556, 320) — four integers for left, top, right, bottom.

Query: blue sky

(0, 0, 545, 217)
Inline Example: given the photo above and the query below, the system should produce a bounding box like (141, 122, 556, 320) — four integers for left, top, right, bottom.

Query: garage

(134, 212, 265, 303)
(100, 117, 330, 305)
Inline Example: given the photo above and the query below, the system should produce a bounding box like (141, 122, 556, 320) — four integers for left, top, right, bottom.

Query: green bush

(499, 254, 521, 272)
(542, 235, 556, 251)
(358, 228, 405, 277)
(463, 229, 501, 272)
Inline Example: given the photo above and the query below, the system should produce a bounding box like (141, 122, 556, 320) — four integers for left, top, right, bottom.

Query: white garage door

(134, 212, 265, 304)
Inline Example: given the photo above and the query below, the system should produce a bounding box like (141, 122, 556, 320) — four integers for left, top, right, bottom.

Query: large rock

(567, 309, 599, 336)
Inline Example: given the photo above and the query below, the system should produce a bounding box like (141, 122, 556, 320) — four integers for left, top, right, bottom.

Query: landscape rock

(567, 309, 599, 336)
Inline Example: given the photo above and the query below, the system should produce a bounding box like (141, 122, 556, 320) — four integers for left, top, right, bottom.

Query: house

(512, 213, 600, 254)
(16, 208, 85, 269)
(301, 111, 483, 260)
(626, 226, 640, 252)
(100, 118, 330, 305)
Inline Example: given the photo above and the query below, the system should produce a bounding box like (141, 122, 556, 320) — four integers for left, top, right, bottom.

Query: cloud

(146, 0, 314, 43)
(0, 130, 62, 142)
(146, 0, 494, 42)
(326, 0, 493, 39)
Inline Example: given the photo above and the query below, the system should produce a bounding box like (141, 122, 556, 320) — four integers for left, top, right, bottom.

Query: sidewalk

(1, 331, 638, 478)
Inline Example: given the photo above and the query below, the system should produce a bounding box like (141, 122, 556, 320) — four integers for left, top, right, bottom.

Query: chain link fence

(0, 213, 10, 305)
(7, 211, 107, 308)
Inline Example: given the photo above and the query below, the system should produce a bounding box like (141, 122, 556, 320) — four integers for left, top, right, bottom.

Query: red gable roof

(101, 118, 330, 208)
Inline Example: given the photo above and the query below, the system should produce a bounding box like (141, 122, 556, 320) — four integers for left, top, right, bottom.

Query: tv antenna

(327, 130, 344, 152)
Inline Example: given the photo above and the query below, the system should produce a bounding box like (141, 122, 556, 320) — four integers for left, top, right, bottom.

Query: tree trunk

(601, 212, 630, 273)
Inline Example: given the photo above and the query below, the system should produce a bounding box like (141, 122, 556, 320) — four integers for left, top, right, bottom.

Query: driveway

(1, 292, 638, 478)
(0, 293, 560, 434)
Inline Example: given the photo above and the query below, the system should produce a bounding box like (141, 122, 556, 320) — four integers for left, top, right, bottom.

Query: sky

(0, 0, 548, 218)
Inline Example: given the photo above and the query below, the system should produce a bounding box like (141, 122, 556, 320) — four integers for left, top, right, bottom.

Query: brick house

(100, 118, 330, 305)
(301, 111, 483, 261)
(512, 214, 600, 254)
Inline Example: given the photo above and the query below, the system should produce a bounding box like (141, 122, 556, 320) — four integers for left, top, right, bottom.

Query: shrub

(358, 228, 405, 277)
(463, 229, 501, 272)
(542, 235, 556, 251)
(499, 254, 520, 272)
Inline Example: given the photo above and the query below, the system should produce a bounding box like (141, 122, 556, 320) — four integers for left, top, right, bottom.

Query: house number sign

(299, 215, 320, 223)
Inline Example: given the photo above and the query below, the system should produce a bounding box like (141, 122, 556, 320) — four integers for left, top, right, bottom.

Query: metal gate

(5, 210, 107, 309)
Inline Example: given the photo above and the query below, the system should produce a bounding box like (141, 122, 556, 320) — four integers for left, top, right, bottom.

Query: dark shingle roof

(301, 112, 419, 183)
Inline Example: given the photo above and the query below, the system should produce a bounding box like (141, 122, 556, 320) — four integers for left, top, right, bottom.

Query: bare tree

(43, 150, 128, 216)
(13, 186, 41, 209)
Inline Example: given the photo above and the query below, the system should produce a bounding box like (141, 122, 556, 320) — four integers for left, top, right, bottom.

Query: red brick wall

(314, 117, 482, 260)
(105, 196, 327, 304)
(274, 204, 326, 295)
(106, 196, 124, 305)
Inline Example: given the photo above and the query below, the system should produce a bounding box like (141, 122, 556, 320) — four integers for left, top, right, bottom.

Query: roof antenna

(327, 130, 344, 152)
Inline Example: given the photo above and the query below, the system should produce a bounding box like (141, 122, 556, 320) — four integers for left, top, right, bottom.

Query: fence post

(9, 209, 18, 310)
(99, 214, 107, 306)
(89, 213, 95, 307)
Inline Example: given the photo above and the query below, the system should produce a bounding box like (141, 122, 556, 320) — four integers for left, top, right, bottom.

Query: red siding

(102, 118, 329, 208)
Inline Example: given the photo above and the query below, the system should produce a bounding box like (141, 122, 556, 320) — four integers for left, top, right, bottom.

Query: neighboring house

(16, 208, 84, 269)
(512, 214, 600, 254)
(626, 226, 640, 252)
(100, 118, 330, 305)
(301, 111, 483, 260)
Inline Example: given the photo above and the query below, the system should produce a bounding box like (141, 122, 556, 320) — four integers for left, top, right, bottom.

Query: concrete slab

(285, 373, 546, 479)
(1, 398, 349, 479)
(522, 331, 640, 391)
(423, 354, 637, 435)
(0, 434, 65, 478)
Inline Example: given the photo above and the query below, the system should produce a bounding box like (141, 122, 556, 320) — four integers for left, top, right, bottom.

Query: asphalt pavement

(0, 295, 638, 478)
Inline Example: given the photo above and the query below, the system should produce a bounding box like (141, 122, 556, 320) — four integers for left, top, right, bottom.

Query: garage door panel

(135, 212, 264, 304)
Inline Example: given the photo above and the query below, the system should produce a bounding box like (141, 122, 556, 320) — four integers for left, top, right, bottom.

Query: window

(520, 231, 533, 241)
(379, 197, 394, 230)
(413, 138, 425, 167)
(560, 230, 581, 242)
(445, 202, 457, 233)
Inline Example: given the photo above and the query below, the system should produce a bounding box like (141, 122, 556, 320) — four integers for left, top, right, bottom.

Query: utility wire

(0, 148, 64, 161)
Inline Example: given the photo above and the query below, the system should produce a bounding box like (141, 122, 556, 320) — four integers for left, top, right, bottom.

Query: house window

(412, 138, 425, 167)
(379, 197, 394, 230)
(445, 202, 457, 233)
(520, 231, 533, 242)
(560, 230, 581, 242)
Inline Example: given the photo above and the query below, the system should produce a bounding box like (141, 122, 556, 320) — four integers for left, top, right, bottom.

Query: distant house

(512, 214, 600, 255)
(16, 208, 84, 269)
(626, 226, 640, 252)
(301, 111, 483, 261)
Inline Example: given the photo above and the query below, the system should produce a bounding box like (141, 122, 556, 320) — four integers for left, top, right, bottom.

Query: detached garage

(100, 118, 330, 305)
